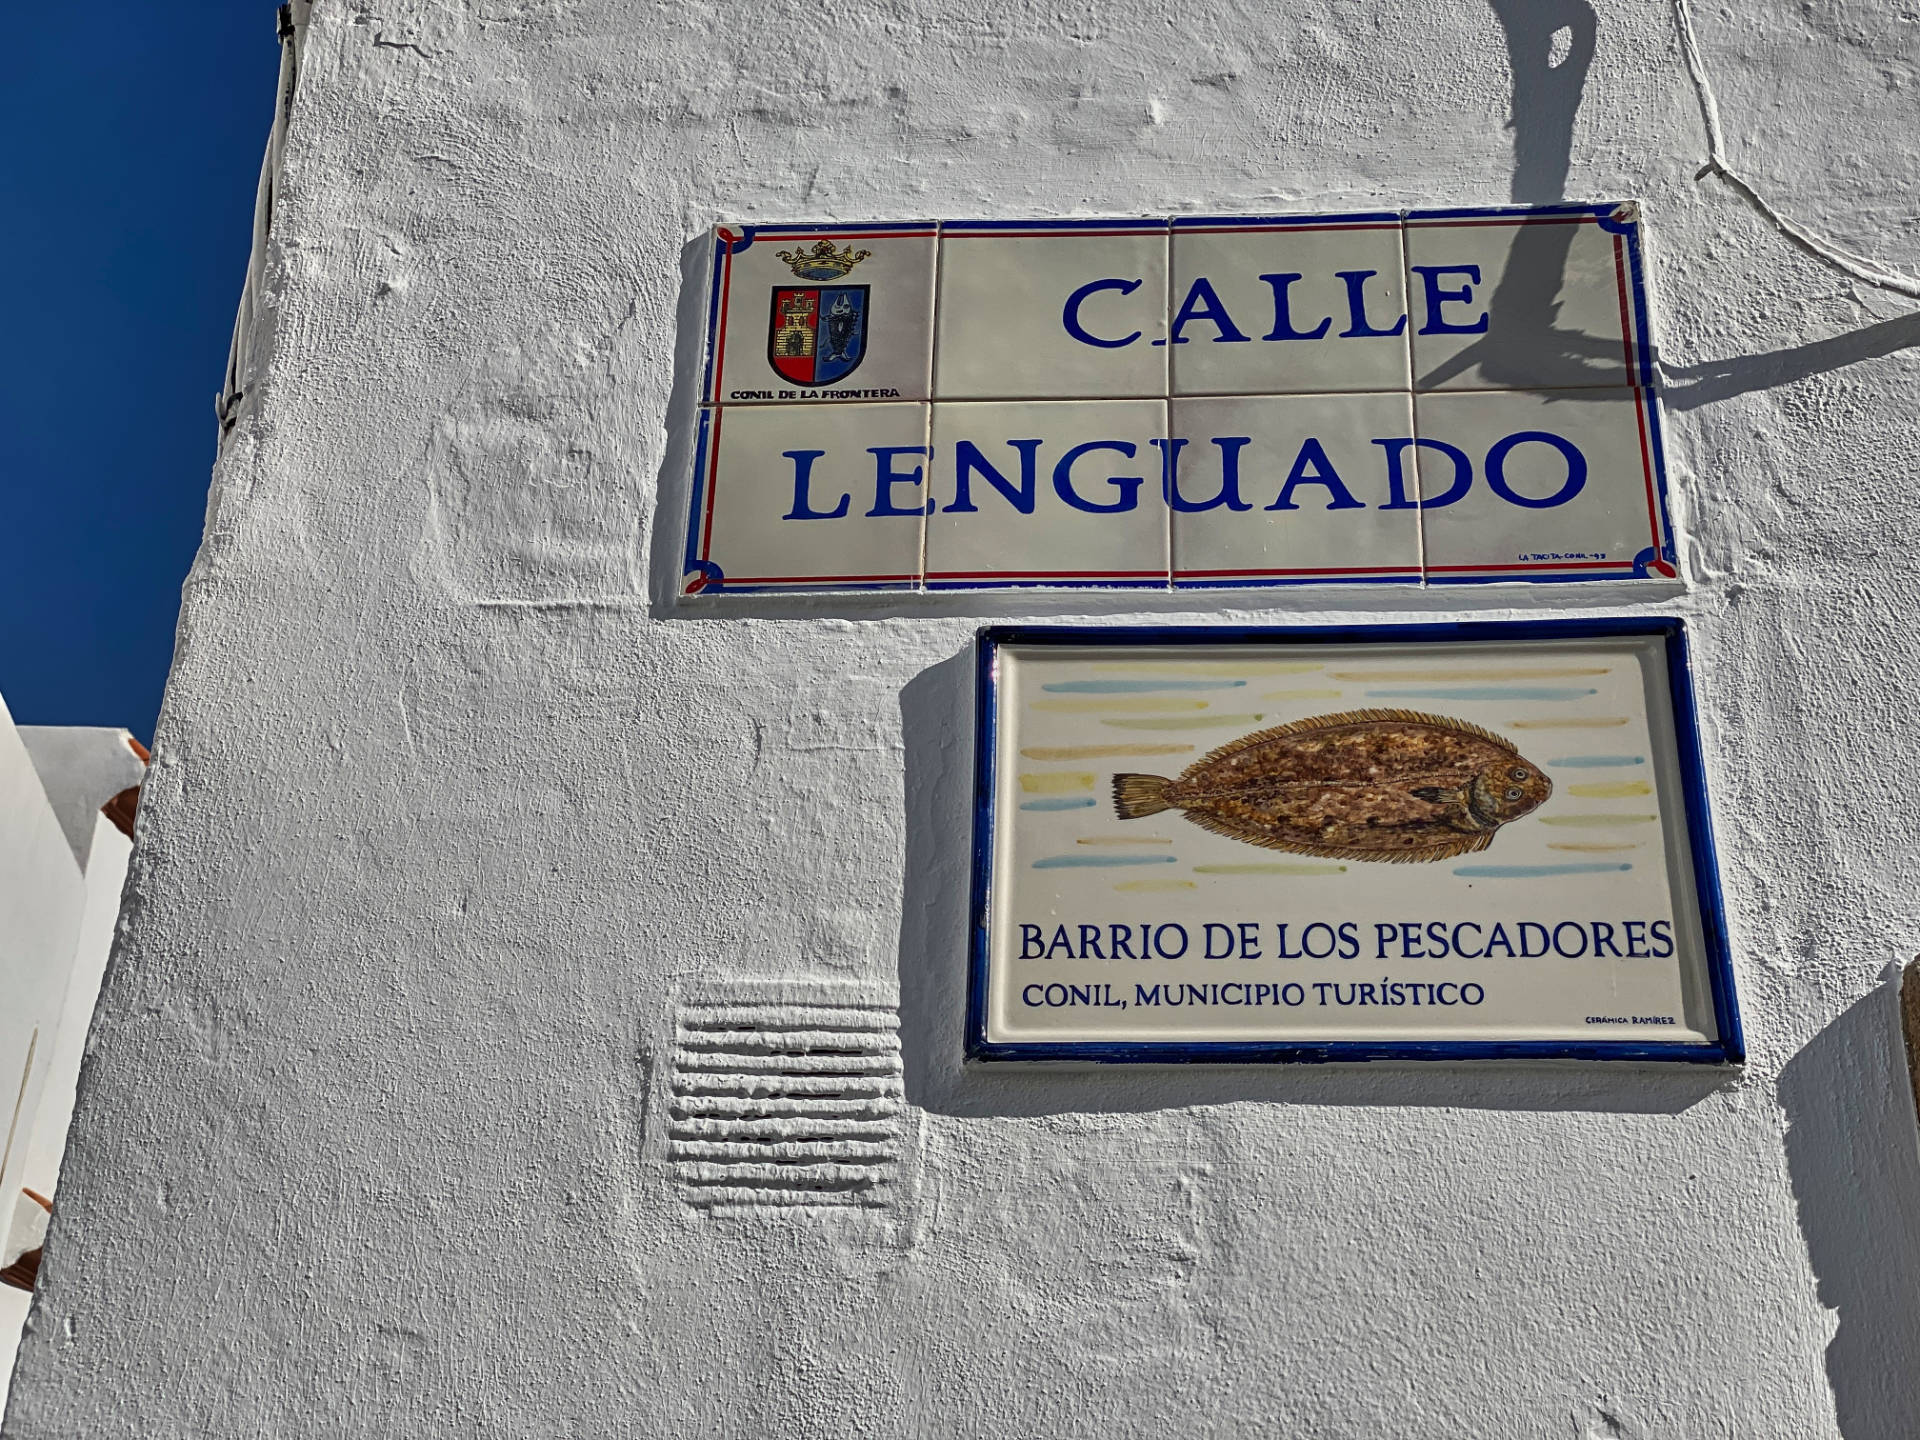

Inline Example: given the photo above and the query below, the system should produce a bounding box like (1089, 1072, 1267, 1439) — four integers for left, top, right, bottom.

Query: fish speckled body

(1112, 709, 1552, 863)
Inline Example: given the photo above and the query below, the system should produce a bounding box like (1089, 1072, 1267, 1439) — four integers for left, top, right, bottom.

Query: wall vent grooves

(669, 1000, 902, 1210)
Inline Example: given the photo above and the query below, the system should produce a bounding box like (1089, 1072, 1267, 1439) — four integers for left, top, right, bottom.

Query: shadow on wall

(893, 645, 1732, 1120)
(1472, 0, 1920, 408)
(1418, 0, 1615, 392)
(1779, 976, 1920, 1438)
(647, 233, 718, 614)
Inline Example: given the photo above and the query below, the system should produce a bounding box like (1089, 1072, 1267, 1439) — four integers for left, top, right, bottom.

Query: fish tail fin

(1113, 773, 1173, 820)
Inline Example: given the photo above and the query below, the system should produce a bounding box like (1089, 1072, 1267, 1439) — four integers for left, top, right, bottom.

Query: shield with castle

(767, 240, 871, 386)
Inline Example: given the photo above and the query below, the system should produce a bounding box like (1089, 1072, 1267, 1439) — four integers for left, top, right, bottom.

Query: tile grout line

(1399, 210, 1431, 589)
(918, 220, 944, 593)
(1162, 215, 1175, 592)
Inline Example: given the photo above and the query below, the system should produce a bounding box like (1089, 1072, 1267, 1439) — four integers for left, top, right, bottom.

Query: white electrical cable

(1672, 0, 1920, 302)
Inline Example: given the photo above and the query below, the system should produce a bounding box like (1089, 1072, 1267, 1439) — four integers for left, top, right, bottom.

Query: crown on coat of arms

(775, 239, 873, 280)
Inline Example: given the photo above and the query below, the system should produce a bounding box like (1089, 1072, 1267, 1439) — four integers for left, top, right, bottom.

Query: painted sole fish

(1112, 708, 1552, 863)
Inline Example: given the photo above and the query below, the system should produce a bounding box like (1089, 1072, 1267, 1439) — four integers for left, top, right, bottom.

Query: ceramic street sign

(683, 205, 1677, 595)
(966, 620, 1740, 1064)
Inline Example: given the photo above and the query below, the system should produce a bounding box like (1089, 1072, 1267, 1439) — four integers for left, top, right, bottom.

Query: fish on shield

(768, 239, 872, 387)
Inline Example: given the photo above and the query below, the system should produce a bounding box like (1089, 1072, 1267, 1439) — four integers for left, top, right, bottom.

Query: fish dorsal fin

(1194, 708, 1517, 768)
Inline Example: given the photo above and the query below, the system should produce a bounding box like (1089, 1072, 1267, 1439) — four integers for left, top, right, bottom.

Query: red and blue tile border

(684, 204, 1679, 596)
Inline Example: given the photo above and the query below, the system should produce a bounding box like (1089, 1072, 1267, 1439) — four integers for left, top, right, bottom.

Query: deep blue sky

(2, 3, 282, 741)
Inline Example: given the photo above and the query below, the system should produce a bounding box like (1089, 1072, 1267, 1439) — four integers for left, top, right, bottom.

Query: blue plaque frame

(965, 618, 1743, 1065)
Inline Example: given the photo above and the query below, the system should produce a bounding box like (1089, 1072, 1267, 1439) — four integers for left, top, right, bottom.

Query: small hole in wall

(1548, 25, 1574, 68)
(668, 997, 903, 1211)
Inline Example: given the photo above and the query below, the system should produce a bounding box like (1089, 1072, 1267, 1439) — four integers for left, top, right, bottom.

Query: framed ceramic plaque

(682, 204, 1679, 597)
(967, 619, 1741, 1063)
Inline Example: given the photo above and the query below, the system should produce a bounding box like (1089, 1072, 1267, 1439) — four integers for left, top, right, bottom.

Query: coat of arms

(768, 240, 871, 386)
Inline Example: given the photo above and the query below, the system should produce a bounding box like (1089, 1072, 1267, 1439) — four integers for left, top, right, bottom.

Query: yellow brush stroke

(1077, 836, 1172, 846)
(1508, 717, 1630, 729)
(1021, 744, 1194, 760)
(1548, 842, 1643, 853)
(1259, 688, 1343, 701)
(1102, 714, 1264, 730)
(1114, 879, 1198, 893)
(1537, 814, 1658, 828)
(1019, 772, 1095, 794)
(1034, 697, 1209, 713)
(1567, 780, 1652, 799)
(1092, 662, 1323, 676)
(1329, 667, 1610, 681)
(1193, 863, 1348, 875)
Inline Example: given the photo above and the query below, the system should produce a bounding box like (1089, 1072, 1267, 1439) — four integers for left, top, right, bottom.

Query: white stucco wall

(1, 797, 135, 1420)
(0, 701, 85, 1226)
(10, 1, 1920, 1434)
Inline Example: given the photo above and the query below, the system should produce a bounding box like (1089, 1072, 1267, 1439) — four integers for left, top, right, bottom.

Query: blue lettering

(943, 438, 1041, 514)
(1054, 441, 1144, 514)
(1063, 277, 1144, 348)
(1374, 436, 1473, 511)
(1411, 264, 1489, 334)
(1170, 277, 1251, 344)
(780, 449, 850, 520)
(866, 446, 929, 517)
(1335, 270, 1408, 338)
(1258, 273, 1333, 340)
(1267, 438, 1366, 512)
(1163, 436, 1254, 513)
(1485, 431, 1588, 509)
(1020, 924, 1044, 959)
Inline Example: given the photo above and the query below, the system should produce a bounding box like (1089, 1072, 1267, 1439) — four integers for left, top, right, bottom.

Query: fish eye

(1509, 767, 1530, 781)
(1504, 787, 1523, 801)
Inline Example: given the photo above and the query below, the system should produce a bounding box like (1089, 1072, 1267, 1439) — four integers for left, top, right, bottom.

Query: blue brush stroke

(1454, 864, 1633, 877)
(1032, 854, 1179, 869)
(1041, 680, 1247, 693)
(1019, 797, 1098, 811)
(1365, 687, 1599, 701)
(1550, 755, 1646, 768)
